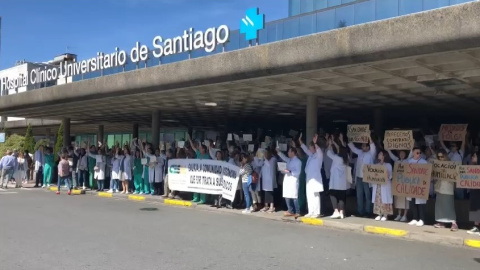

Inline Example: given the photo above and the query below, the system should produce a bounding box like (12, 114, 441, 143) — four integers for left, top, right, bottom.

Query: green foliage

(23, 124, 35, 154)
(0, 134, 25, 158)
(34, 139, 49, 150)
(54, 123, 64, 160)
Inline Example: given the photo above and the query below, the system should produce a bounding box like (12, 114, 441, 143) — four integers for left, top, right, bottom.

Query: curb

(128, 195, 146, 201)
(98, 192, 113, 198)
(299, 217, 324, 226)
(464, 239, 480, 249)
(47, 186, 85, 195)
(364, 225, 408, 237)
(164, 199, 193, 207)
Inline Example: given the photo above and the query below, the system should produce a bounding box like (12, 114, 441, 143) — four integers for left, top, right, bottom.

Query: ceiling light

(163, 119, 179, 123)
(277, 112, 294, 116)
(332, 119, 348, 123)
(204, 102, 217, 107)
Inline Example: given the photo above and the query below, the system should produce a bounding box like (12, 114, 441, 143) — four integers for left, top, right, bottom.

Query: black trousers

(409, 199, 426, 221)
(35, 167, 43, 186)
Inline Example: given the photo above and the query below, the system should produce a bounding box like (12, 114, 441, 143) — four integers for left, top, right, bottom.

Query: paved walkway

(7, 181, 480, 249)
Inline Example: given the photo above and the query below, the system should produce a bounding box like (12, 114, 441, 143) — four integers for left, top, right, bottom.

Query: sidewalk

(25, 184, 480, 250)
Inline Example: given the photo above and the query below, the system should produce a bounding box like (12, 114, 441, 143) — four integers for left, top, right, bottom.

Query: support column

(306, 96, 318, 143)
(132, 123, 139, 139)
(46, 128, 51, 147)
(374, 108, 383, 138)
(62, 118, 71, 148)
(97, 125, 104, 145)
(151, 110, 160, 150)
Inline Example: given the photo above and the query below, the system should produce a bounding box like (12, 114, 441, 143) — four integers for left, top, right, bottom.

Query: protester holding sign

(372, 150, 393, 221)
(439, 132, 466, 200)
(348, 133, 376, 217)
(387, 149, 411, 222)
(433, 150, 459, 231)
(277, 146, 302, 218)
(326, 136, 349, 219)
(464, 152, 480, 235)
(299, 133, 324, 219)
(407, 147, 429, 227)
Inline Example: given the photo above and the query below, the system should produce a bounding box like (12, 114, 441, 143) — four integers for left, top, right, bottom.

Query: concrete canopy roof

(2, 2, 480, 129)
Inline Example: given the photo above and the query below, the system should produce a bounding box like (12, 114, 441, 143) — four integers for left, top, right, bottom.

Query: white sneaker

(125, 191, 129, 194)
(394, 215, 401, 221)
(416, 220, 424, 227)
(330, 211, 340, 219)
(42, 185, 46, 188)
(375, 216, 381, 221)
(408, 220, 418, 226)
(107, 189, 113, 193)
(381, 216, 387, 222)
(82, 186, 86, 190)
(242, 209, 251, 214)
(400, 216, 408, 222)
(115, 189, 119, 193)
(340, 212, 344, 219)
(304, 214, 313, 218)
(139, 192, 144, 195)
(249, 206, 254, 211)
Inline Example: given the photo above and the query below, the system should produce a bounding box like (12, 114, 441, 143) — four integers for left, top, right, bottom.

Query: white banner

(167, 159, 240, 201)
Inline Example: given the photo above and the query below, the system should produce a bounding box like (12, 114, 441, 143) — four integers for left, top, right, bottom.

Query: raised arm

(368, 135, 376, 156)
(348, 142, 362, 155)
(188, 133, 198, 152)
(299, 133, 312, 157)
(439, 132, 449, 153)
(387, 149, 399, 162)
(276, 149, 290, 163)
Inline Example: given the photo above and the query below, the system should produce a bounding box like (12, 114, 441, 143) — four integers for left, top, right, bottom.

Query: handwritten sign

(383, 130, 414, 150)
(431, 160, 460, 183)
(362, 164, 388, 185)
(347, 125, 370, 143)
(458, 165, 480, 189)
(243, 134, 253, 142)
(439, 124, 468, 142)
(392, 162, 432, 200)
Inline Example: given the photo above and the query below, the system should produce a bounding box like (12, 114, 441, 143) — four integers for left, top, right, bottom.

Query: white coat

(348, 142, 376, 179)
(371, 163, 393, 204)
(117, 155, 132, 180)
(278, 152, 301, 199)
(301, 144, 324, 193)
(111, 156, 121, 180)
(146, 153, 166, 183)
(327, 149, 349, 191)
(87, 153, 105, 180)
(251, 157, 263, 191)
(406, 157, 428, 205)
(260, 156, 277, 192)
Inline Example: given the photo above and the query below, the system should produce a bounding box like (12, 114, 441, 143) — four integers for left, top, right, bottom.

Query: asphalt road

(1, 189, 479, 270)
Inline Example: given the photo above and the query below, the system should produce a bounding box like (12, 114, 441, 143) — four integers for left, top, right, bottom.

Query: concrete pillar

(151, 110, 160, 150)
(306, 96, 318, 143)
(62, 118, 71, 148)
(46, 128, 51, 147)
(97, 125, 104, 145)
(132, 123, 139, 139)
(374, 108, 383, 138)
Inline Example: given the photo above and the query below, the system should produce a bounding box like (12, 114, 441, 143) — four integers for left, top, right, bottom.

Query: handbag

(346, 165, 353, 184)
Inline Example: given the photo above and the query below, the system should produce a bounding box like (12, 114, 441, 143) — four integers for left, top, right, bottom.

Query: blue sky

(0, 0, 288, 69)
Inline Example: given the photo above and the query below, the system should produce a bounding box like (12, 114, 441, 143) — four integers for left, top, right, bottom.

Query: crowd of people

(1, 129, 479, 237)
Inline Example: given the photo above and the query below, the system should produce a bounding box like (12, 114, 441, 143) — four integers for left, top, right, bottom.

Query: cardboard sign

(458, 165, 480, 189)
(431, 160, 460, 183)
(362, 164, 388, 185)
(439, 124, 468, 142)
(383, 130, 414, 150)
(347, 125, 370, 143)
(243, 134, 253, 142)
(392, 162, 432, 199)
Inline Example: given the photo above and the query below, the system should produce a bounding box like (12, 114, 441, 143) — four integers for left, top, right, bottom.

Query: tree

(0, 134, 25, 158)
(34, 139, 49, 150)
(54, 123, 64, 160)
(23, 124, 35, 154)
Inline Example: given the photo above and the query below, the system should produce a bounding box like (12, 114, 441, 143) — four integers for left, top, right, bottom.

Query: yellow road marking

(128, 195, 146, 201)
(364, 226, 408, 237)
(300, 217, 324, 226)
(464, 239, 480, 249)
(164, 199, 192, 207)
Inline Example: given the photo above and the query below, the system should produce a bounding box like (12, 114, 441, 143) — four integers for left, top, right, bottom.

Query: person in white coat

(109, 147, 121, 193)
(260, 149, 277, 213)
(299, 133, 324, 218)
(86, 148, 106, 192)
(276, 146, 302, 218)
(117, 146, 133, 194)
(373, 150, 393, 221)
(348, 134, 376, 217)
(327, 136, 349, 219)
(407, 147, 429, 227)
(142, 144, 166, 196)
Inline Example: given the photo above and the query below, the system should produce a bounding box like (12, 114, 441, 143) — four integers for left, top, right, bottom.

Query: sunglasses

(414, 151, 421, 155)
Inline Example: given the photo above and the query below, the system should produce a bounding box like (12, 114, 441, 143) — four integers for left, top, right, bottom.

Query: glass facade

(67, 0, 474, 86)
(75, 130, 189, 148)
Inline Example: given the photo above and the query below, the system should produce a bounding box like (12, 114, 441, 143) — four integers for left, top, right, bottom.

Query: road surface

(0, 189, 479, 270)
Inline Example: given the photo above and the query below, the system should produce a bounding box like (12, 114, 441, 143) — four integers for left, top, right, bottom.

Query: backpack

(251, 171, 259, 184)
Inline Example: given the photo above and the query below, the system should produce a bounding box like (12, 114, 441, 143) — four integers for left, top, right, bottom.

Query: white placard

(279, 144, 288, 152)
(227, 133, 233, 141)
(248, 144, 254, 152)
(141, 158, 148, 165)
(261, 142, 267, 149)
(243, 134, 253, 142)
(234, 134, 240, 141)
(167, 159, 240, 201)
(289, 130, 298, 137)
(204, 140, 210, 147)
(277, 162, 287, 171)
(177, 141, 185, 148)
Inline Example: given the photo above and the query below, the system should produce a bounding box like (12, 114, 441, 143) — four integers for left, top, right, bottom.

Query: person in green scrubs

(133, 150, 143, 194)
(188, 135, 210, 204)
(43, 147, 55, 187)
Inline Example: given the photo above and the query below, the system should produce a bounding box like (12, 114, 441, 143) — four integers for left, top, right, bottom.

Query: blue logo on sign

(240, 7, 264, 41)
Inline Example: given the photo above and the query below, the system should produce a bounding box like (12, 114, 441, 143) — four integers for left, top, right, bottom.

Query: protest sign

(347, 125, 370, 143)
(233, 134, 240, 142)
(243, 134, 253, 142)
(167, 159, 240, 201)
(227, 134, 232, 141)
(383, 130, 414, 150)
(392, 162, 432, 200)
(177, 141, 185, 148)
(277, 162, 287, 172)
(439, 124, 468, 142)
(362, 164, 388, 185)
(431, 160, 460, 183)
(248, 144, 254, 152)
(458, 165, 480, 189)
(279, 143, 288, 152)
